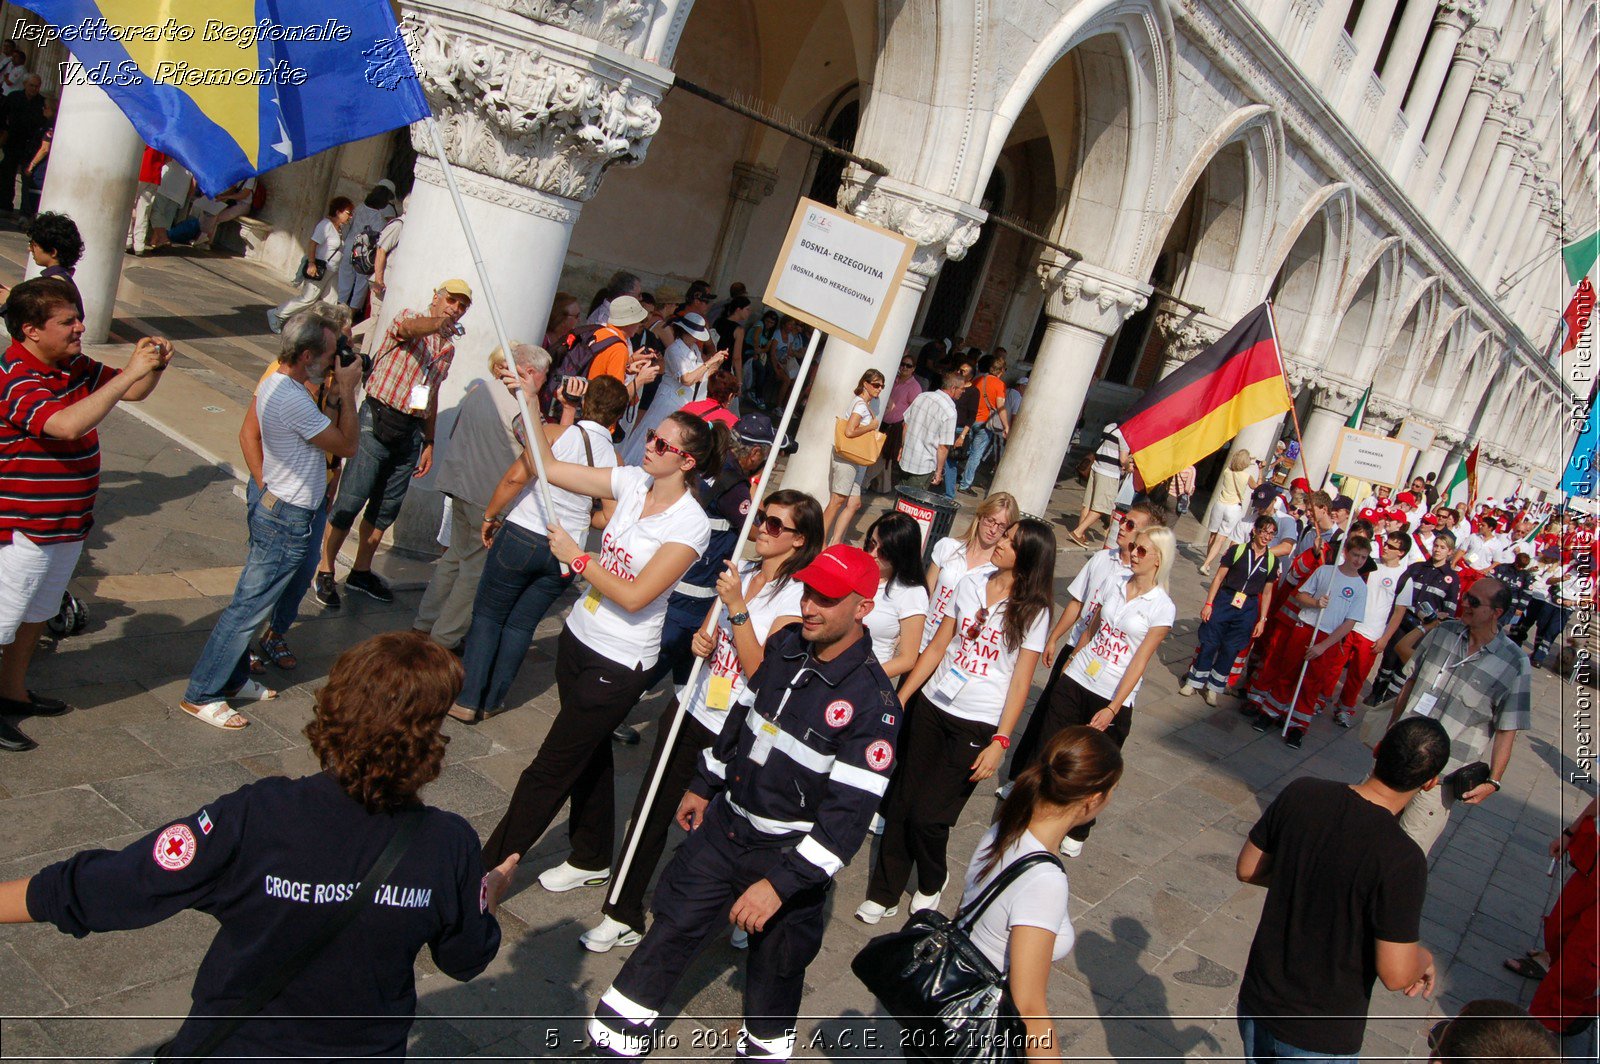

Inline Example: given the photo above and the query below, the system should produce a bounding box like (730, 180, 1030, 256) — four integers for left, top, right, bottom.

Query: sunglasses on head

(963, 606, 990, 642)
(644, 428, 690, 460)
(755, 510, 797, 537)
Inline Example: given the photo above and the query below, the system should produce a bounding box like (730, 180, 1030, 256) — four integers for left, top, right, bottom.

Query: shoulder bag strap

(951, 851, 1064, 933)
(175, 808, 425, 1062)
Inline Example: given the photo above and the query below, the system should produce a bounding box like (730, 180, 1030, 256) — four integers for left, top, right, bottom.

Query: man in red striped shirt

(0, 278, 172, 751)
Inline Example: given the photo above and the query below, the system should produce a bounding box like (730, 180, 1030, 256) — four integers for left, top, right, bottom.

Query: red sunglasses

(644, 428, 691, 460)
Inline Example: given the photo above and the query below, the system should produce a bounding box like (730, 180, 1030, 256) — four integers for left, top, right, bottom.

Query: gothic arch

(1325, 238, 1403, 380)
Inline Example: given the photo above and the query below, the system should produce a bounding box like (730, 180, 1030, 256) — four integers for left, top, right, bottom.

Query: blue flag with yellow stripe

(19, 0, 430, 195)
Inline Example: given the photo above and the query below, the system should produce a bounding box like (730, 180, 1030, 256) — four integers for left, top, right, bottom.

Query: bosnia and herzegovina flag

(1117, 303, 1293, 487)
(19, 0, 430, 196)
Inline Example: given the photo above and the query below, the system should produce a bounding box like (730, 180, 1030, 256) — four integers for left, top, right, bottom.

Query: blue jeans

(269, 496, 328, 635)
(941, 457, 958, 498)
(185, 483, 317, 703)
(458, 522, 572, 711)
(329, 400, 422, 533)
(1237, 1015, 1357, 1064)
(958, 423, 1001, 490)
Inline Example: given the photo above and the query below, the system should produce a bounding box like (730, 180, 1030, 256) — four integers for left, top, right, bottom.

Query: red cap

(795, 545, 879, 599)
(1396, 492, 1417, 506)
(1291, 477, 1311, 493)
(1359, 507, 1381, 524)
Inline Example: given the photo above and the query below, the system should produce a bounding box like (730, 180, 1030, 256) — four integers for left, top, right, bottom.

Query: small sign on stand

(1330, 427, 1412, 489)
(764, 198, 916, 350)
(1395, 418, 1436, 453)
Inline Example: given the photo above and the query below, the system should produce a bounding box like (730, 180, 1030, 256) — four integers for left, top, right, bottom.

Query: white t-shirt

(1064, 577, 1175, 703)
(311, 217, 342, 269)
(923, 537, 994, 650)
(685, 564, 804, 733)
(660, 338, 702, 405)
(567, 466, 712, 669)
(1352, 562, 1406, 642)
(924, 572, 1049, 727)
(1064, 547, 1130, 646)
(864, 578, 930, 666)
(507, 420, 617, 548)
(255, 373, 330, 509)
(1295, 564, 1368, 632)
(960, 827, 1072, 973)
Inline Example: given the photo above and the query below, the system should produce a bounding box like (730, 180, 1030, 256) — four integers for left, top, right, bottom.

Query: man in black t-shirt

(1235, 716, 1449, 1061)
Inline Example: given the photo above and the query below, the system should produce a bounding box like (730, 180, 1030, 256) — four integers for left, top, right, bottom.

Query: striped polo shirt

(0, 340, 117, 544)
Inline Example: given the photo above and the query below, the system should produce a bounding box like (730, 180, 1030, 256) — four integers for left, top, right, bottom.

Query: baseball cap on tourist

(607, 295, 648, 326)
(735, 412, 786, 449)
(438, 278, 473, 301)
(1331, 494, 1355, 513)
(796, 545, 878, 599)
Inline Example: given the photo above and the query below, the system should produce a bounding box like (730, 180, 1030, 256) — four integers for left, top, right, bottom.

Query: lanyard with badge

(934, 605, 991, 701)
(749, 658, 806, 761)
(1409, 630, 1481, 719)
(1231, 548, 1270, 609)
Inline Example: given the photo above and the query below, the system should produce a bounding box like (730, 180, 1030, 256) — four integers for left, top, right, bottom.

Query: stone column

(1344, 0, 1402, 92)
(1375, 0, 1449, 135)
(33, 83, 143, 343)
(1412, 443, 1448, 481)
(1391, 1, 1481, 180)
(705, 161, 777, 296)
(988, 259, 1150, 517)
(1415, 26, 1495, 196)
(1296, 377, 1366, 487)
(780, 172, 986, 502)
(1466, 122, 1528, 249)
(1437, 67, 1511, 209)
(1481, 161, 1538, 280)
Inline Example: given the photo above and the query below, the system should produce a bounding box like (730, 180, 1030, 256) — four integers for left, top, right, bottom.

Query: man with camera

(315, 279, 471, 607)
(179, 306, 361, 730)
(0, 278, 174, 751)
(1383, 575, 1532, 854)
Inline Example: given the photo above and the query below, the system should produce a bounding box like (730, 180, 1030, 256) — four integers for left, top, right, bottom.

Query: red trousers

(1338, 632, 1379, 709)
(1251, 622, 1352, 728)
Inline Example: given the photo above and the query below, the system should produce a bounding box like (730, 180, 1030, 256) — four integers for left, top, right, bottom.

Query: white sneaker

(909, 875, 948, 913)
(229, 679, 278, 702)
(854, 899, 899, 925)
(580, 916, 641, 953)
(730, 926, 749, 949)
(1060, 836, 1085, 858)
(1203, 688, 1220, 707)
(537, 861, 611, 893)
(1179, 682, 1197, 697)
(869, 813, 885, 836)
(995, 781, 1013, 800)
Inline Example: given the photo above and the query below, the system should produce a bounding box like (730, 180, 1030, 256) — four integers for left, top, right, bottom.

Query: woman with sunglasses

(861, 511, 931, 682)
(922, 492, 1019, 651)
(479, 411, 722, 893)
(580, 489, 823, 953)
(824, 369, 886, 545)
(1022, 526, 1175, 857)
(621, 315, 727, 465)
(856, 518, 1055, 923)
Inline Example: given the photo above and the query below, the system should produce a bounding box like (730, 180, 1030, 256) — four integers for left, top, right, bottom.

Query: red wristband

(991, 734, 1010, 750)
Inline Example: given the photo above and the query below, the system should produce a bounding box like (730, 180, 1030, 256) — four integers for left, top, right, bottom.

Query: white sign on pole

(1531, 468, 1559, 493)
(1395, 418, 1436, 453)
(765, 197, 917, 349)
(1330, 427, 1411, 489)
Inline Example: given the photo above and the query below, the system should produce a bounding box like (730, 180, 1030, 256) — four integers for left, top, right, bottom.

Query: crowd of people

(0, 231, 1593, 1062)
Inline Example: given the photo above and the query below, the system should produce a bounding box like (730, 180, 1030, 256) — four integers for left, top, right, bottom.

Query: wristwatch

(1486, 778, 1502, 792)
(991, 734, 1011, 750)
(571, 553, 591, 574)
(728, 611, 750, 627)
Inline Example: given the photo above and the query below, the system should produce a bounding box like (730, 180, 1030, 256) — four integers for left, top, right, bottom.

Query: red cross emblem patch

(152, 824, 197, 872)
(865, 740, 894, 772)
(825, 700, 853, 728)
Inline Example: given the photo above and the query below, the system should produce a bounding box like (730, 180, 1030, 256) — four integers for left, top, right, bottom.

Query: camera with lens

(336, 335, 371, 378)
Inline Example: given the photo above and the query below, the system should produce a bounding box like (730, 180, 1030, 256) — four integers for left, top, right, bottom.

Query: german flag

(1118, 304, 1292, 486)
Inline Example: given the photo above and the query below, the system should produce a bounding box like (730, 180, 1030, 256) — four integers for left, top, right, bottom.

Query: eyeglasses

(899, 362, 915, 370)
(644, 428, 691, 460)
(755, 510, 797, 537)
(1120, 518, 1139, 532)
(1464, 594, 1488, 609)
(963, 606, 990, 642)
(979, 515, 1008, 530)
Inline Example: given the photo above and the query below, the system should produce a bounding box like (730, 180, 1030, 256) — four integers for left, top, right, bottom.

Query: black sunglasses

(754, 510, 797, 536)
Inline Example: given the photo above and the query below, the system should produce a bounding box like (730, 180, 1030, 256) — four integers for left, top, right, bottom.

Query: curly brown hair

(305, 632, 463, 813)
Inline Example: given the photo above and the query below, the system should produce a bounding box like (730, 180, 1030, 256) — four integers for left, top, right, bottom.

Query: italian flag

(1444, 444, 1479, 510)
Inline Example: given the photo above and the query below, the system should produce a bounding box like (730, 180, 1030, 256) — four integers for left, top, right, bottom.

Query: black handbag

(153, 808, 423, 1062)
(1443, 760, 1492, 801)
(851, 851, 1062, 1063)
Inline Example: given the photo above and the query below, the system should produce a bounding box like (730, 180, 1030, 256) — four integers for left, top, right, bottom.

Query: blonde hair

(1137, 526, 1177, 590)
(962, 492, 1020, 550)
(1229, 449, 1254, 472)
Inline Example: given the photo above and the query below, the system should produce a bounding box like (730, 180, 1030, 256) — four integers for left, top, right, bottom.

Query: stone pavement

(0, 236, 1593, 1060)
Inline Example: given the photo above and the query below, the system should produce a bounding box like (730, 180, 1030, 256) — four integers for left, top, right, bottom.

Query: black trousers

(482, 627, 653, 869)
(603, 704, 718, 932)
(1007, 641, 1075, 782)
(867, 693, 992, 905)
(592, 799, 829, 1058)
(1017, 673, 1131, 842)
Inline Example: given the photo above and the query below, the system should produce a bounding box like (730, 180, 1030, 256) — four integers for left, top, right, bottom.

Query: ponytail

(979, 726, 1123, 880)
(665, 410, 730, 498)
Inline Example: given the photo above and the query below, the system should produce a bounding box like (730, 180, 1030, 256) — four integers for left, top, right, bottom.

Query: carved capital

(1314, 376, 1366, 416)
(1153, 300, 1225, 366)
(1472, 59, 1510, 94)
(728, 161, 778, 205)
(495, 0, 658, 57)
(1285, 359, 1317, 394)
(1332, 34, 1356, 72)
(1489, 88, 1522, 123)
(1434, 0, 1482, 32)
(1455, 26, 1496, 67)
(1366, 393, 1411, 433)
(836, 169, 988, 280)
(412, 155, 581, 223)
(401, 9, 670, 203)
(1035, 258, 1150, 337)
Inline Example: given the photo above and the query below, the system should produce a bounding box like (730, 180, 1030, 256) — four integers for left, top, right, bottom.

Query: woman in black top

(0, 633, 516, 1061)
(1183, 514, 1278, 704)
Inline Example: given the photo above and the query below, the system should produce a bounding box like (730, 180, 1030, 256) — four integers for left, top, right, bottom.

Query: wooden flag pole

(1264, 300, 1309, 478)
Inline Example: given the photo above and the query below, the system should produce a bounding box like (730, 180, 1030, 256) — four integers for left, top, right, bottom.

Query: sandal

(248, 651, 267, 675)
(181, 699, 250, 730)
(228, 679, 278, 702)
(1503, 954, 1548, 980)
(258, 631, 298, 670)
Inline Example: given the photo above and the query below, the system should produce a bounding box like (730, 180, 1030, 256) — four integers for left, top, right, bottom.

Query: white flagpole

(606, 325, 825, 906)
(1281, 506, 1354, 738)
(421, 117, 565, 571)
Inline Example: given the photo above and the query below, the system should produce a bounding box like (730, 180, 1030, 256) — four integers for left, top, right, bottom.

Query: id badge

(582, 587, 603, 614)
(707, 675, 733, 711)
(1084, 655, 1105, 679)
(934, 666, 971, 701)
(1411, 692, 1439, 718)
(407, 383, 431, 413)
(1232, 591, 1248, 609)
(752, 717, 780, 761)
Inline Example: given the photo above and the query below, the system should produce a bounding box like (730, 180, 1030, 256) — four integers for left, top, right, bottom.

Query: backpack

(348, 224, 381, 276)
(553, 323, 628, 381)
(1228, 542, 1278, 580)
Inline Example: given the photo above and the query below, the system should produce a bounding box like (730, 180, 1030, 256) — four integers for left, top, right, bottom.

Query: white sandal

(181, 699, 250, 730)
(229, 680, 278, 702)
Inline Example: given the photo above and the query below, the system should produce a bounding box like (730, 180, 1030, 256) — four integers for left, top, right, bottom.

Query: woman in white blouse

(956, 726, 1122, 1061)
(823, 368, 885, 545)
(856, 518, 1056, 923)
(1019, 526, 1175, 857)
(860, 511, 930, 682)
(621, 314, 727, 465)
(480, 411, 721, 891)
(922, 492, 1018, 650)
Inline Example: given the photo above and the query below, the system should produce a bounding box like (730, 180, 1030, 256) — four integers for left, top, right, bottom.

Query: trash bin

(894, 485, 959, 566)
